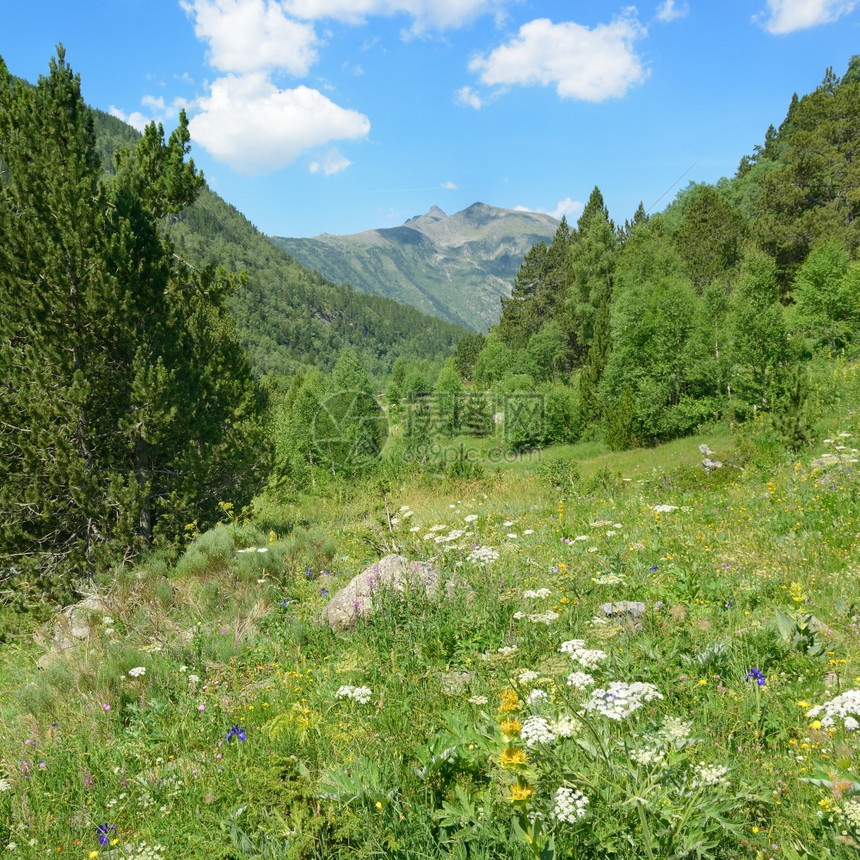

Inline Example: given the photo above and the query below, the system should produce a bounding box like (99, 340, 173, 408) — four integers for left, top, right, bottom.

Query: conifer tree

(0, 49, 265, 599)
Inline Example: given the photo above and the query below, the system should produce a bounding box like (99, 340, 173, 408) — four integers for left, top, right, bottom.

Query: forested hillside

(90, 111, 469, 379)
(430, 57, 860, 452)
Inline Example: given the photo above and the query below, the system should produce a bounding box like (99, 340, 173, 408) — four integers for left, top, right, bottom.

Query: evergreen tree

(0, 49, 265, 599)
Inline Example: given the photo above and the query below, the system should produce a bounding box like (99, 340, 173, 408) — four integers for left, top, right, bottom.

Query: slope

(271, 203, 559, 332)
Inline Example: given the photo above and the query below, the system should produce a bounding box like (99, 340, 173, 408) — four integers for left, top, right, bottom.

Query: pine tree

(0, 49, 266, 599)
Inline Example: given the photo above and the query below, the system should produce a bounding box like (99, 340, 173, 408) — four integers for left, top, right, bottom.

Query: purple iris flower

(745, 667, 766, 687)
(96, 823, 116, 847)
(226, 724, 246, 742)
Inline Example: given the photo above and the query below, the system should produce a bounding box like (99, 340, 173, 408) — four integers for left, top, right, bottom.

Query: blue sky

(3, 1, 859, 238)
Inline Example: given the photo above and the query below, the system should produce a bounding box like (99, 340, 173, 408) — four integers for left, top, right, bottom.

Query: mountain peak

(427, 205, 447, 219)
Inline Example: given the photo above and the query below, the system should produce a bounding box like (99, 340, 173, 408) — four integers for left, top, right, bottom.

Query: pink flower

(102, 704, 111, 711)
(198, 704, 205, 712)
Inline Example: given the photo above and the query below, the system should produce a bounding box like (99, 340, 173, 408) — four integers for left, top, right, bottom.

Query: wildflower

(566, 671, 595, 690)
(336, 685, 373, 704)
(560, 640, 608, 669)
(468, 695, 489, 705)
(692, 762, 729, 788)
(509, 782, 534, 802)
(630, 746, 665, 766)
(552, 714, 580, 737)
(518, 670, 540, 684)
(551, 786, 589, 823)
(466, 546, 499, 565)
(522, 588, 552, 599)
(128, 667, 146, 678)
(661, 716, 693, 744)
(464, 514, 479, 523)
(498, 688, 521, 714)
(583, 681, 663, 721)
(90, 853, 99, 859)
(520, 716, 556, 747)
(789, 581, 806, 604)
(500, 718, 522, 737)
(96, 824, 116, 847)
(499, 747, 529, 767)
(807, 689, 860, 729)
(525, 689, 549, 706)
(653, 504, 678, 512)
(187, 674, 200, 685)
(226, 724, 246, 742)
(0, 779, 11, 792)
(746, 668, 766, 687)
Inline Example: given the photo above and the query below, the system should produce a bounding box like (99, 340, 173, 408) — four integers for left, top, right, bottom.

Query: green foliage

(0, 49, 266, 599)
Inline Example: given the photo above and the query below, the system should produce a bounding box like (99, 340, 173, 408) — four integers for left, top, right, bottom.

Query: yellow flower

(797, 700, 810, 709)
(499, 747, 529, 768)
(498, 688, 521, 714)
(500, 718, 522, 737)
(789, 582, 806, 604)
(375, 801, 383, 810)
(89, 853, 99, 860)
(810, 720, 822, 730)
(698, 679, 707, 686)
(510, 783, 534, 802)
(752, 826, 759, 834)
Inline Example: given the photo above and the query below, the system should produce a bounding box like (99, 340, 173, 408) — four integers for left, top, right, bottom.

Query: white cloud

(455, 85, 483, 109)
(516, 197, 583, 220)
(656, 0, 689, 22)
(282, 0, 510, 33)
(110, 95, 192, 132)
(442, 180, 458, 189)
(469, 12, 648, 102)
(188, 73, 370, 173)
(109, 106, 150, 132)
(309, 150, 353, 174)
(550, 197, 583, 220)
(757, 0, 858, 33)
(181, 0, 318, 75)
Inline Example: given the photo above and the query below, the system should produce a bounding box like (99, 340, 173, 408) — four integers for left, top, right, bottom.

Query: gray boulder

(324, 554, 445, 631)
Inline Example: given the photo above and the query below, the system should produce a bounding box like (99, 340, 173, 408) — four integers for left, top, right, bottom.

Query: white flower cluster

(466, 546, 500, 565)
(520, 715, 557, 747)
(237, 547, 268, 553)
(0, 778, 11, 792)
(336, 685, 373, 704)
(434, 529, 465, 543)
(807, 690, 860, 729)
(526, 688, 549, 706)
(464, 514, 479, 523)
(551, 786, 589, 823)
(128, 666, 146, 678)
(187, 674, 201, 686)
(630, 746, 666, 766)
(560, 640, 608, 669)
(661, 716, 694, 745)
(119, 842, 165, 860)
(583, 681, 663, 721)
(552, 714, 581, 738)
(523, 587, 552, 599)
(653, 504, 678, 513)
(518, 670, 540, 684)
(513, 610, 559, 624)
(593, 573, 625, 585)
(692, 762, 729, 788)
(841, 797, 860, 830)
(566, 671, 596, 691)
(468, 695, 488, 705)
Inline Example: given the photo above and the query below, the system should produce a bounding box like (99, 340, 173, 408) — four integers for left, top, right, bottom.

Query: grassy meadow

(1, 360, 860, 859)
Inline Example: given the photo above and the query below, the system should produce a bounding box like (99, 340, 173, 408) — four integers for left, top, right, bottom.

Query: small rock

(598, 601, 646, 630)
(323, 554, 448, 632)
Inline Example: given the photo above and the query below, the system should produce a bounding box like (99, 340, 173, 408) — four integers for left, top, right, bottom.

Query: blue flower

(745, 667, 766, 687)
(96, 823, 116, 847)
(226, 724, 246, 742)
(320, 587, 329, 597)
